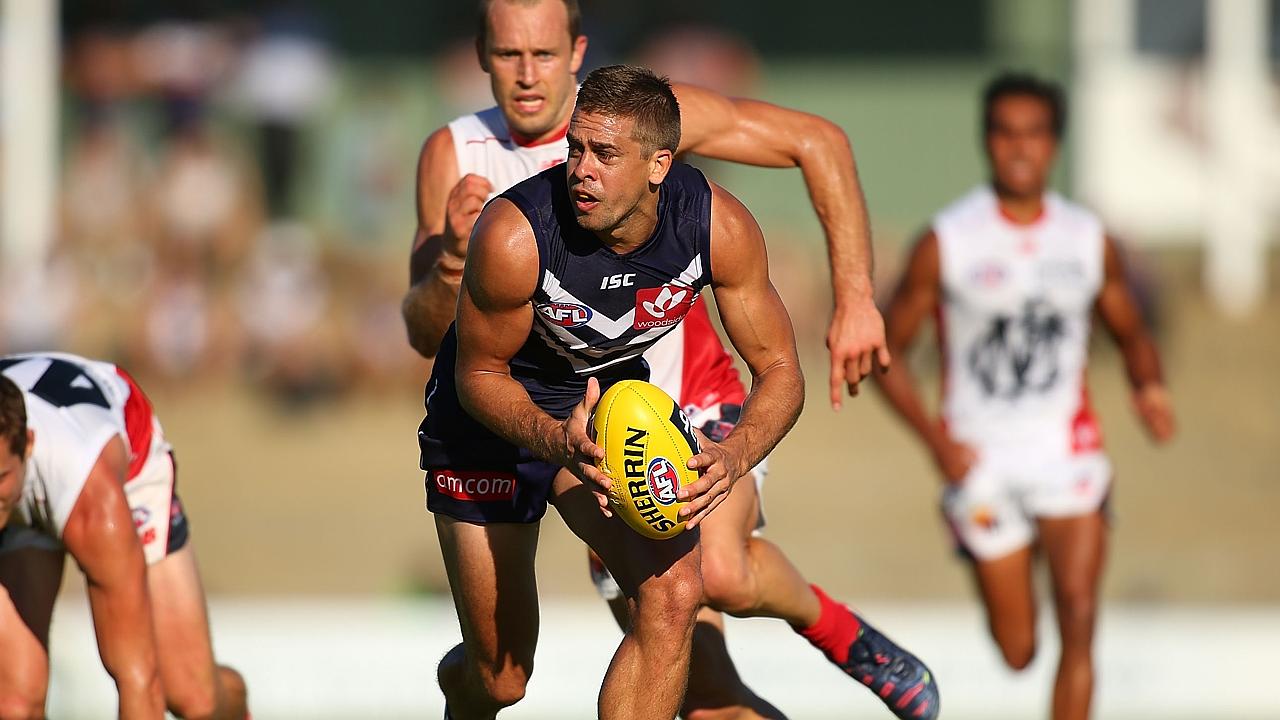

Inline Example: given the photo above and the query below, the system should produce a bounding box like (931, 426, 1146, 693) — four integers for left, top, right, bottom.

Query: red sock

(796, 584, 862, 664)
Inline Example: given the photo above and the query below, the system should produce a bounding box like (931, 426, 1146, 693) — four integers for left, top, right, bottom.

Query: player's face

(0, 432, 31, 529)
(985, 94, 1058, 198)
(479, 0, 587, 140)
(566, 111, 673, 234)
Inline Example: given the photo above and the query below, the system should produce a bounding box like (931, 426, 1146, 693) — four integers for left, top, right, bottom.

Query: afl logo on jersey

(634, 284, 695, 330)
(539, 302, 593, 328)
(646, 457, 681, 506)
(969, 261, 1008, 288)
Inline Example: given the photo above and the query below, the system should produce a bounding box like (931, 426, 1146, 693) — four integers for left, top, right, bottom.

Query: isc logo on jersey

(539, 302, 593, 328)
(634, 284, 695, 330)
(592, 379, 700, 540)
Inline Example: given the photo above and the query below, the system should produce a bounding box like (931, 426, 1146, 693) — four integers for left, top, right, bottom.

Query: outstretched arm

(1095, 236, 1175, 443)
(675, 83, 888, 407)
(874, 231, 976, 484)
(453, 200, 611, 503)
(680, 183, 805, 527)
(401, 126, 494, 358)
(61, 437, 164, 719)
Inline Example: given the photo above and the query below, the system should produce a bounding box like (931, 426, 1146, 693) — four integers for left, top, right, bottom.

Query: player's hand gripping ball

(591, 380, 701, 540)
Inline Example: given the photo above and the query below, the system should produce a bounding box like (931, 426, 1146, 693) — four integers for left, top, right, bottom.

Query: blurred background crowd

(1, 1, 1277, 717)
(0, 0, 1276, 602)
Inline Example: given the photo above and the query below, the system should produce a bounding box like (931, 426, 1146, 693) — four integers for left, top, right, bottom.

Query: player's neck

(597, 195, 660, 254)
(509, 117, 570, 147)
(992, 185, 1046, 225)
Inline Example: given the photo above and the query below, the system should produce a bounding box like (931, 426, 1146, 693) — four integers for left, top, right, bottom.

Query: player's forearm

(724, 361, 804, 474)
(87, 583, 164, 719)
(402, 266, 464, 358)
(875, 363, 948, 453)
(796, 118, 874, 303)
(457, 370, 564, 464)
(1118, 331, 1165, 391)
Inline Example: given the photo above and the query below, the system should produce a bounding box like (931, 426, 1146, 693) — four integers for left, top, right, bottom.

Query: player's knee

(165, 679, 219, 720)
(1056, 590, 1098, 646)
(217, 665, 247, 704)
(478, 664, 531, 709)
(700, 555, 755, 616)
(637, 570, 702, 634)
(995, 633, 1036, 671)
(0, 693, 46, 720)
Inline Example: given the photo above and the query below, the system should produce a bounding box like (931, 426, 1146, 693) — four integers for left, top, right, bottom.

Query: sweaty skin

(454, 113, 802, 526)
(402, 0, 885, 407)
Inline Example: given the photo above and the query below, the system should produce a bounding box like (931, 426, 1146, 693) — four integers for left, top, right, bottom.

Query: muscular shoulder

(708, 182, 766, 279)
(709, 182, 757, 238)
(418, 126, 458, 183)
(466, 198, 539, 305)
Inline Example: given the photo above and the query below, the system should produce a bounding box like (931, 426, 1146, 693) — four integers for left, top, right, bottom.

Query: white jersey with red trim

(448, 106, 569, 201)
(446, 109, 746, 411)
(1, 352, 158, 537)
(934, 186, 1105, 456)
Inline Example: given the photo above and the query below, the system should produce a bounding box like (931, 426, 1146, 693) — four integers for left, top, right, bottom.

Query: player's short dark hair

(0, 376, 28, 459)
(983, 71, 1066, 139)
(477, 0, 581, 45)
(575, 65, 681, 155)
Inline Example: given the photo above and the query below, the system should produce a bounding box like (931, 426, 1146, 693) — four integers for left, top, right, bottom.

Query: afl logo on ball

(539, 302, 593, 328)
(647, 457, 680, 506)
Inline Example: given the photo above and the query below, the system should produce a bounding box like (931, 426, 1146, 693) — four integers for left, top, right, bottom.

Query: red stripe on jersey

(678, 301, 746, 409)
(1070, 373, 1103, 454)
(115, 367, 155, 480)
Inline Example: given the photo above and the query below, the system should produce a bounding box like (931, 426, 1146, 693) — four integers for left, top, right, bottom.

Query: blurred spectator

(232, 1, 333, 219)
(635, 25, 760, 95)
(135, 100, 261, 384)
(235, 222, 338, 409)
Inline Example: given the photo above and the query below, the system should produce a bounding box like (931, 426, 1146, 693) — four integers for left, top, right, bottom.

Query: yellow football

(592, 379, 701, 540)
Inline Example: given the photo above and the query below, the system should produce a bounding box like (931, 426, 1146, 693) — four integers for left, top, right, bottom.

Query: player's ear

(647, 148, 673, 186)
(24, 429, 34, 461)
(569, 34, 588, 74)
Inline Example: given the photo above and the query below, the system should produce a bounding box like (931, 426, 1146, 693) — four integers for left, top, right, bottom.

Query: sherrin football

(592, 380, 701, 540)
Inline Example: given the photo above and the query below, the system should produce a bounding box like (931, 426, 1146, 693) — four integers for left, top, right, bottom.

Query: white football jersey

(1, 352, 151, 536)
(448, 106, 569, 201)
(447, 106, 717, 405)
(934, 186, 1105, 456)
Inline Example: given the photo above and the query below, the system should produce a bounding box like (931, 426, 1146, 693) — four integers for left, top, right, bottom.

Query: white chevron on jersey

(934, 186, 1105, 456)
(531, 255, 704, 374)
(446, 107, 733, 402)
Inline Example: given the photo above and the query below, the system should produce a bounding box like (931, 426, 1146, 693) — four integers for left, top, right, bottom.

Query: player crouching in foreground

(0, 353, 246, 719)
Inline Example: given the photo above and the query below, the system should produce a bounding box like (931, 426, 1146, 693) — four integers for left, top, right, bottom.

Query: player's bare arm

(876, 231, 977, 483)
(401, 126, 494, 358)
(60, 436, 165, 719)
(452, 199, 612, 503)
(675, 82, 889, 407)
(1095, 236, 1175, 443)
(679, 183, 804, 527)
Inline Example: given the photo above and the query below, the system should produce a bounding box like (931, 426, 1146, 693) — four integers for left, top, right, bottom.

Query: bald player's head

(474, 0, 588, 141)
(476, 0, 582, 47)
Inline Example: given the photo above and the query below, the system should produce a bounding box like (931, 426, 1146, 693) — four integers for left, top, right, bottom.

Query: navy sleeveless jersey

(427, 161, 714, 420)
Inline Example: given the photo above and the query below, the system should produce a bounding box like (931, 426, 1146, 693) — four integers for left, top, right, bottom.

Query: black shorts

(418, 336, 646, 525)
